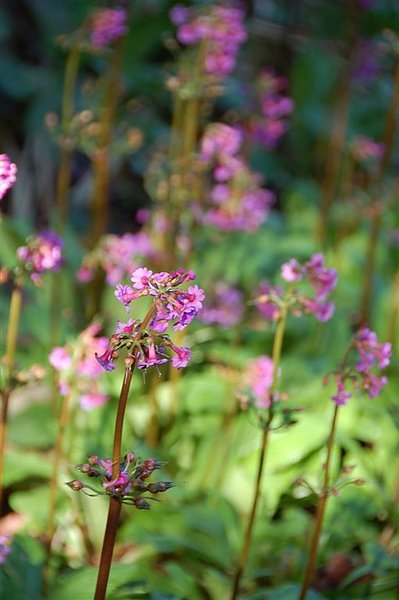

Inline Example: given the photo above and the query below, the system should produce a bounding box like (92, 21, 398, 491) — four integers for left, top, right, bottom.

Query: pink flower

(241, 356, 274, 409)
(49, 347, 72, 371)
(91, 8, 128, 47)
(281, 258, 302, 282)
(17, 231, 63, 281)
(80, 393, 108, 411)
(171, 345, 191, 368)
(131, 267, 153, 290)
(0, 154, 17, 200)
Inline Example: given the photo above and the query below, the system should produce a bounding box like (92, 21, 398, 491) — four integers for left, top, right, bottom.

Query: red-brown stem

(0, 280, 22, 510)
(94, 304, 157, 600)
(230, 304, 288, 600)
(299, 404, 340, 600)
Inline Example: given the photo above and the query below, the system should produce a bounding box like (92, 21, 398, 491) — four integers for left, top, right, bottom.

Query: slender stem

(0, 280, 23, 509)
(299, 404, 340, 600)
(94, 304, 157, 600)
(230, 304, 288, 600)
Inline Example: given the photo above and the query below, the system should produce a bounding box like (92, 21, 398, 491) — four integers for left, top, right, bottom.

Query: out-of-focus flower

(50, 323, 109, 410)
(352, 39, 380, 85)
(68, 452, 173, 507)
(200, 282, 244, 328)
(0, 154, 17, 200)
(77, 232, 156, 286)
(91, 8, 128, 47)
(17, 231, 63, 283)
(0, 535, 12, 565)
(239, 356, 274, 409)
(329, 327, 391, 406)
(171, 4, 246, 78)
(350, 136, 384, 164)
(257, 254, 337, 323)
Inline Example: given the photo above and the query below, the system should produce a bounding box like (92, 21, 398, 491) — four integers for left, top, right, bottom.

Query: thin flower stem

(94, 304, 157, 600)
(230, 304, 288, 600)
(299, 404, 340, 600)
(0, 280, 23, 509)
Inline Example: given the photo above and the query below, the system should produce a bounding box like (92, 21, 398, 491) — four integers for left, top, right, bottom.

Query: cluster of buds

(96, 268, 204, 372)
(16, 231, 63, 284)
(198, 123, 274, 231)
(247, 69, 294, 149)
(330, 327, 392, 406)
(67, 452, 174, 508)
(0, 153, 17, 201)
(170, 4, 246, 78)
(49, 323, 109, 410)
(256, 254, 337, 323)
(90, 8, 128, 47)
(77, 232, 157, 285)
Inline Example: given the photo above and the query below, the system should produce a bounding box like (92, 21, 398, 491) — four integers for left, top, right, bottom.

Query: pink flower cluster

(331, 328, 391, 406)
(69, 452, 173, 508)
(49, 323, 109, 410)
(257, 254, 337, 322)
(199, 123, 274, 231)
(0, 153, 17, 200)
(239, 356, 274, 409)
(171, 4, 246, 77)
(91, 8, 128, 47)
(200, 282, 243, 328)
(350, 136, 384, 164)
(17, 231, 63, 283)
(248, 70, 294, 149)
(77, 232, 156, 285)
(97, 268, 204, 372)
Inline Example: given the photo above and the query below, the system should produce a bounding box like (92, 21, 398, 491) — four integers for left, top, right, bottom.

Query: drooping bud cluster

(90, 8, 128, 47)
(198, 123, 274, 231)
(170, 4, 246, 78)
(238, 356, 275, 409)
(331, 328, 392, 406)
(247, 70, 294, 149)
(96, 268, 204, 372)
(67, 452, 174, 508)
(77, 232, 157, 285)
(49, 323, 109, 410)
(256, 254, 337, 323)
(0, 153, 17, 200)
(16, 231, 63, 284)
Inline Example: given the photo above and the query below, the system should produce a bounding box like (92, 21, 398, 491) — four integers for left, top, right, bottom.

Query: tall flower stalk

(71, 267, 205, 599)
(230, 254, 337, 598)
(299, 328, 391, 598)
(230, 305, 287, 600)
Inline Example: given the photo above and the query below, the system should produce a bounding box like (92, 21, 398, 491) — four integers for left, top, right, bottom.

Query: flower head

(17, 231, 63, 283)
(0, 153, 17, 200)
(239, 356, 275, 409)
(91, 8, 128, 47)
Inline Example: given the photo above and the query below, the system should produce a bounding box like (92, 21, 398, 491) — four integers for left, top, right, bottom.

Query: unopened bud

(354, 478, 366, 486)
(134, 497, 150, 510)
(147, 481, 174, 494)
(66, 480, 85, 491)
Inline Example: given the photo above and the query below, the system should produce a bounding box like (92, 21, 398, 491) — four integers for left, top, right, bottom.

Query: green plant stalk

(0, 279, 23, 509)
(94, 304, 157, 600)
(299, 404, 340, 600)
(230, 303, 288, 600)
(359, 57, 399, 325)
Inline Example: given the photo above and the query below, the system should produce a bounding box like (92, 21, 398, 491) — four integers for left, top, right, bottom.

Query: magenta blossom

(329, 327, 391, 406)
(17, 231, 63, 283)
(0, 153, 17, 200)
(240, 356, 275, 409)
(50, 324, 109, 409)
(91, 8, 128, 47)
(200, 282, 244, 328)
(97, 268, 204, 372)
(0, 535, 11, 565)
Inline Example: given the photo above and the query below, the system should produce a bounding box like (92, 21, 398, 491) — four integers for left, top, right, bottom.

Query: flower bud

(134, 497, 150, 510)
(147, 481, 174, 494)
(66, 479, 85, 491)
